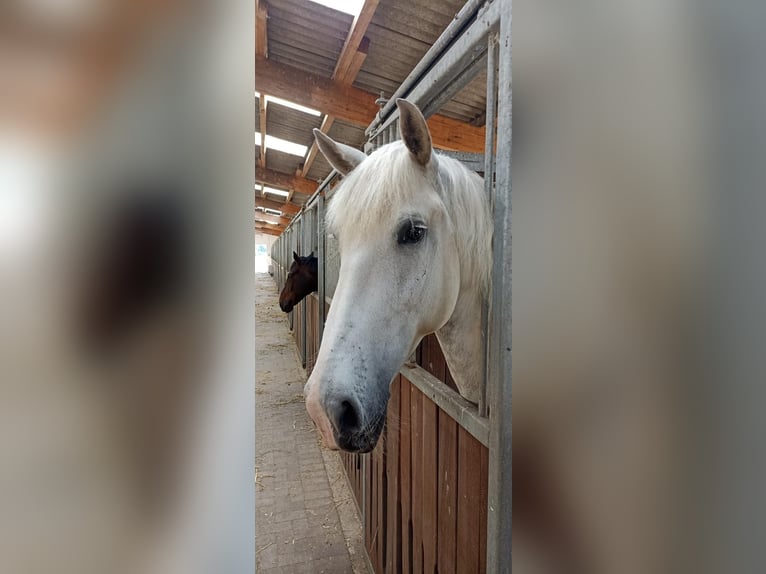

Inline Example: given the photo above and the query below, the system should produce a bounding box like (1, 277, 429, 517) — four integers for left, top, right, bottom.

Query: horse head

(279, 251, 318, 313)
(304, 99, 491, 452)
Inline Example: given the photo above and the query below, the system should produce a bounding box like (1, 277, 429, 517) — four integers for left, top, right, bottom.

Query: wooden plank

(256, 165, 317, 196)
(429, 334, 447, 382)
(258, 94, 267, 167)
(386, 376, 401, 572)
(301, 115, 335, 177)
(400, 377, 412, 574)
(479, 445, 489, 574)
(418, 335, 430, 374)
(333, 0, 379, 81)
(456, 427, 483, 573)
(410, 384, 423, 573)
(367, 452, 375, 560)
(255, 0, 268, 58)
(255, 195, 301, 215)
(376, 436, 386, 572)
(400, 365, 489, 448)
(255, 57, 486, 152)
(255, 221, 286, 233)
(254, 224, 281, 236)
(254, 210, 292, 226)
(437, 410, 458, 574)
(421, 396, 438, 573)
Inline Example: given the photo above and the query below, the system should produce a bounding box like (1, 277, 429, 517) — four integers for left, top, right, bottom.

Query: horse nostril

(329, 397, 362, 437)
(338, 400, 359, 433)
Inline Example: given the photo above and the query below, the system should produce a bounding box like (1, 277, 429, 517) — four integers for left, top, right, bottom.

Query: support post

(317, 195, 326, 343)
(486, 1, 512, 571)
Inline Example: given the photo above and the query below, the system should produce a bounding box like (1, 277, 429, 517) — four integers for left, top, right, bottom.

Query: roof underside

(256, 0, 487, 221)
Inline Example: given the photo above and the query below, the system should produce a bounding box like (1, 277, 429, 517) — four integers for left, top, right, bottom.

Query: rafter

(256, 1, 268, 59)
(255, 223, 282, 237)
(256, 57, 485, 152)
(302, 115, 336, 177)
(333, 0, 378, 80)
(258, 94, 267, 169)
(256, 196, 301, 216)
(302, 35, 371, 177)
(255, 218, 285, 230)
(256, 165, 317, 196)
(254, 210, 292, 226)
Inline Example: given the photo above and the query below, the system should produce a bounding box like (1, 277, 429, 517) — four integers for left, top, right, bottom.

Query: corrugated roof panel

(266, 148, 302, 175)
(305, 151, 332, 182)
(327, 120, 366, 149)
(440, 69, 488, 124)
(266, 102, 323, 148)
(267, 0, 352, 79)
(352, 0, 466, 97)
(268, 0, 353, 39)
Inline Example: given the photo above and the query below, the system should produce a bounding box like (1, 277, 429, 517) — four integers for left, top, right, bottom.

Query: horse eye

(397, 221, 427, 245)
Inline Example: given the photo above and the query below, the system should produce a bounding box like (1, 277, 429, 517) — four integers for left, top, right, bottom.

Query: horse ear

(313, 129, 366, 175)
(293, 251, 300, 263)
(308, 251, 315, 258)
(396, 99, 432, 166)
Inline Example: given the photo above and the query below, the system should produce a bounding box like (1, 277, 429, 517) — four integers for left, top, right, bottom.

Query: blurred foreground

(513, 0, 766, 572)
(0, 1, 253, 573)
(1, 0, 765, 572)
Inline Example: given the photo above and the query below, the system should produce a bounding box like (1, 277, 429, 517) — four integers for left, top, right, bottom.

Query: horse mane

(326, 141, 492, 294)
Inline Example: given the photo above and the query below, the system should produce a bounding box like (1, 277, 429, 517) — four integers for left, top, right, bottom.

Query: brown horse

(279, 251, 318, 312)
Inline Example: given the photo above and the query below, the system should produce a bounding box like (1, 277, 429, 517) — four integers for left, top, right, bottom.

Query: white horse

(304, 99, 492, 452)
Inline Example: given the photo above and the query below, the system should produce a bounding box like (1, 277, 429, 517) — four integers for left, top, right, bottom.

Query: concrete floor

(255, 273, 369, 574)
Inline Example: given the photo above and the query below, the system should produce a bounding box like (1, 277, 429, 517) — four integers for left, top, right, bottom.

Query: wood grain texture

(256, 57, 486, 151)
(457, 427, 483, 573)
(437, 410, 458, 574)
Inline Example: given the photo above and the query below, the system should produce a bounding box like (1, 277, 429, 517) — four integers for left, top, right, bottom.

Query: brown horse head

(279, 251, 318, 312)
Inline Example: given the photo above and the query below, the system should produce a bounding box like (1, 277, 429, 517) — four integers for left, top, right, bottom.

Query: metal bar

(420, 49, 488, 119)
(304, 169, 339, 212)
(401, 365, 489, 447)
(479, 32, 499, 419)
(486, 1, 512, 571)
(317, 194, 326, 343)
(366, 0, 485, 135)
(438, 150, 486, 173)
(371, 0, 501, 136)
(301, 216, 307, 368)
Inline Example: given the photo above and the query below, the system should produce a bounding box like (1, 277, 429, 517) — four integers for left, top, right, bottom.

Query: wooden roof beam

(258, 94, 267, 169)
(255, 223, 282, 237)
(256, 165, 317, 196)
(256, 196, 301, 216)
(333, 0, 378, 80)
(256, 57, 485, 152)
(301, 115, 336, 177)
(302, 34, 371, 177)
(256, 1, 268, 59)
(254, 210, 292, 226)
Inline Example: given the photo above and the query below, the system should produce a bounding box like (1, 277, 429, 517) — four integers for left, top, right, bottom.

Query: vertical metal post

(486, 1, 512, 572)
(300, 216, 307, 367)
(289, 226, 295, 331)
(480, 33, 499, 419)
(317, 194, 326, 343)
